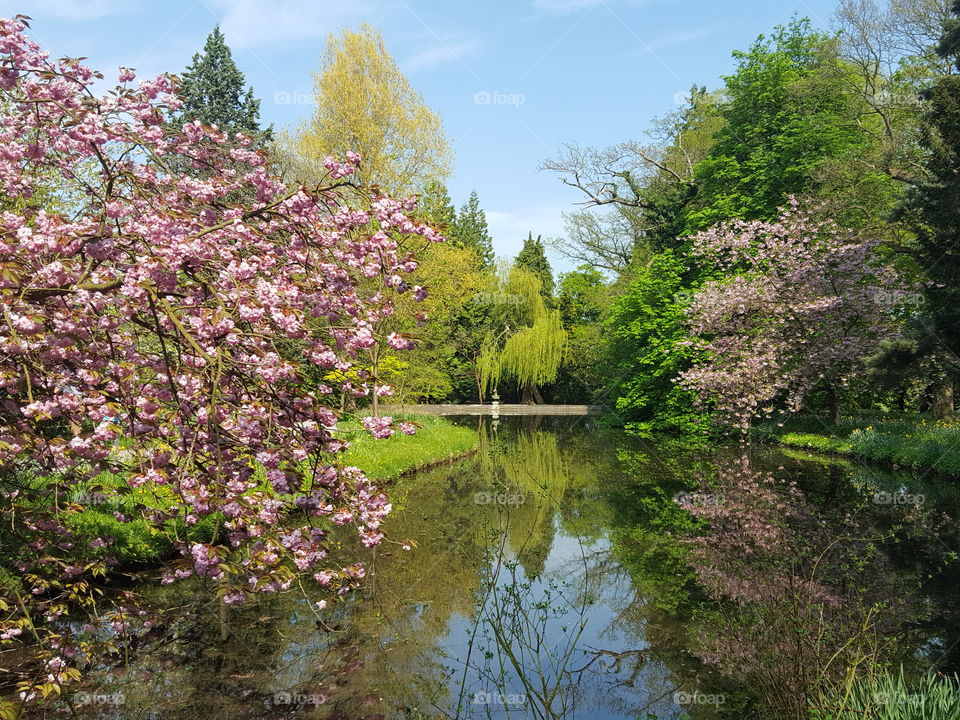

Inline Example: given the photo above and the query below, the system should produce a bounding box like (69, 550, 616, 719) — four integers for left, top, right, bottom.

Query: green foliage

(514, 233, 554, 299)
(687, 19, 883, 231)
(605, 443, 717, 612)
(280, 24, 451, 194)
(174, 26, 269, 141)
(777, 432, 853, 454)
(549, 266, 610, 403)
(849, 422, 960, 476)
(557, 265, 606, 327)
(499, 305, 564, 388)
(899, 2, 960, 368)
(812, 667, 960, 720)
(33, 418, 477, 566)
(379, 242, 487, 404)
(604, 252, 710, 436)
(478, 267, 566, 400)
(451, 190, 495, 267)
(640, 87, 724, 254)
(755, 414, 960, 477)
(418, 179, 456, 228)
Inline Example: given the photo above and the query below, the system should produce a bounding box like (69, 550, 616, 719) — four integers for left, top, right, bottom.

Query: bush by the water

(755, 415, 960, 477)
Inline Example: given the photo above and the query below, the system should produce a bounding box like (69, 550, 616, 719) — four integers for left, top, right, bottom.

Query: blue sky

(11, 0, 840, 271)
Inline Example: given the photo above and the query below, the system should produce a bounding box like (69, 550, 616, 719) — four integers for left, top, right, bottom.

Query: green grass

(40, 415, 478, 566)
(812, 667, 960, 720)
(339, 414, 478, 482)
(777, 432, 852, 454)
(754, 414, 960, 477)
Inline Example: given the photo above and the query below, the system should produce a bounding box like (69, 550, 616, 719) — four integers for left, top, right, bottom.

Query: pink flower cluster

(0, 16, 440, 695)
(680, 199, 910, 429)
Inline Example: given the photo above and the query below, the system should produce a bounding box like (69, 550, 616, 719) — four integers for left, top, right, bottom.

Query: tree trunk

(533, 384, 544, 404)
(931, 379, 955, 419)
(218, 576, 231, 642)
(370, 347, 380, 418)
(520, 380, 534, 405)
(826, 385, 841, 426)
(520, 380, 544, 405)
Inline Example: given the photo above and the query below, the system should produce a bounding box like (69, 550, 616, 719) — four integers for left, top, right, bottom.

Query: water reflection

(48, 417, 960, 720)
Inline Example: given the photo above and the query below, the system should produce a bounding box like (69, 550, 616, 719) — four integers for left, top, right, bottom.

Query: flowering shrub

(0, 16, 437, 707)
(680, 200, 908, 430)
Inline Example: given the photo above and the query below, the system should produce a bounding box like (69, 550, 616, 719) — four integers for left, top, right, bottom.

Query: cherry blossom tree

(0, 16, 437, 707)
(679, 200, 908, 430)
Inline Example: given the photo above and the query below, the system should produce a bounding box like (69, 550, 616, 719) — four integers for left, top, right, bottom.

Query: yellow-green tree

(283, 24, 453, 196)
(478, 267, 567, 404)
(382, 241, 488, 403)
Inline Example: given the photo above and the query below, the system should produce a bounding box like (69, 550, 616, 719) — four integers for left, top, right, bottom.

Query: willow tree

(283, 24, 453, 196)
(478, 267, 566, 404)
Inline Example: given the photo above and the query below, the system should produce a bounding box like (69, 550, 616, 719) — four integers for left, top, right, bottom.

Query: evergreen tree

(515, 233, 554, 299)
(451, 190, 495, 267)
(899, 0, 960, 412)
(419, 180, 456, 229)
(175, 26, 270, 142)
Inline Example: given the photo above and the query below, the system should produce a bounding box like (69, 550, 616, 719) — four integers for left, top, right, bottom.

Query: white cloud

(209, 0, 376, 50)
(22, 0, 127, 21)
(402, 38, 482, 72)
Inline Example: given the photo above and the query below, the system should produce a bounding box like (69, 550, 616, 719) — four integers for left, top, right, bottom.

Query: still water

(64, 416, 960, 719)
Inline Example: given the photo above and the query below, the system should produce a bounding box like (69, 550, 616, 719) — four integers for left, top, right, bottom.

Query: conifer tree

(419, 180, 456, 229)
(451, 190, 495, 267)
(175, 26, 270, 142)
(899, 0, 960, 414)
(515, 232, 554, 299)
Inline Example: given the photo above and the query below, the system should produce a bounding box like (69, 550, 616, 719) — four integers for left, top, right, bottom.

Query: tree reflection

(609, 445, 960, 719)
(42, 420, 960, 720)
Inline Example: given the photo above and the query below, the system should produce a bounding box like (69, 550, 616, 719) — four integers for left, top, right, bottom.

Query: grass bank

(60, 414, 478, 565)
(753, 414, 960, 477)
(339, 414, 478, 482)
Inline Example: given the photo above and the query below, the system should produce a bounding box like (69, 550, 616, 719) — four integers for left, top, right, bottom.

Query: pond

(54, 416, 960, 719)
